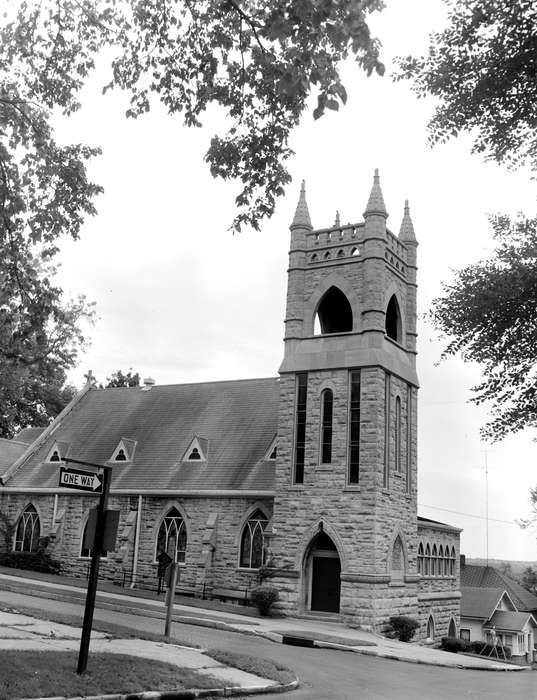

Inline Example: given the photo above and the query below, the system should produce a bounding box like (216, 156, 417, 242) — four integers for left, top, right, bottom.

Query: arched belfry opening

(304, 530, 341, 613)
(314, 286, 353, 335)
(385, 294, 402, 342)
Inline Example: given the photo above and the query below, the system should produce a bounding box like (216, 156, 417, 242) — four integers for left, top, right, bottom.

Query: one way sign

(59, 467, 103, 493)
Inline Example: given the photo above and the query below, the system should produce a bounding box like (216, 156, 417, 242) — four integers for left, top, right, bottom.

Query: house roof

(460, 587, 511, 619)
(461, 564, 537, 613)
(417, 515, 462, 533)
(0, 439, 30, 472)
(2, 378, 280, 493)
(485, 609, 537, 633)
(15, 427, 46, 444)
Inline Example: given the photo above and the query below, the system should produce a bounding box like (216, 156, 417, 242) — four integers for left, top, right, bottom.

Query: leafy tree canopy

(397, 0, 537, 173)
(104, 369, 140, 388)
(430, 215, 537, 442)
(2, 0, 384, 234)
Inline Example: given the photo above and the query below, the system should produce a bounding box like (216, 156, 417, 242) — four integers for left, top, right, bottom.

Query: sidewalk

(0, 609, 291, 698)
(0, 568, 527, 672)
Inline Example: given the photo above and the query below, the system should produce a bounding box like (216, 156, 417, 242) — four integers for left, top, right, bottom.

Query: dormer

(45, 441, 70, 464)
(109, 438, 137, 463)
(263, 436, 278, 461)
(182, 436, 208, 463)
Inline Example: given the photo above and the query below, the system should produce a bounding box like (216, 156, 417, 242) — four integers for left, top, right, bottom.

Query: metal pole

(77, 466, 110, 674)
(164, 563, 178, 638)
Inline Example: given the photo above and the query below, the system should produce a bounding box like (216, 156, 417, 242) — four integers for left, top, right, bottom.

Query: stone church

(0, 171, 461, 639)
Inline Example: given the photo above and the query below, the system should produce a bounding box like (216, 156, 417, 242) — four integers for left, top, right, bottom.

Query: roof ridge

(97, 376, 280, 390)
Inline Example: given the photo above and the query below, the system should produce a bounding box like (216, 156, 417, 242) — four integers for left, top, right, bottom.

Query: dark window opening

(188, 447, 201, 460)
(395, 396, 401, 472)
(49, 450, 60, 462)
(315, 287, 353, 334)
(320, 389, 333, 464)
(385, 295, 402, 342)
(269, 445, 277, 460)
(313, 531, 337, 552)
(348, 371, 361, 483)
(294, 373, 308, 484)
(115, 448, 127, 461)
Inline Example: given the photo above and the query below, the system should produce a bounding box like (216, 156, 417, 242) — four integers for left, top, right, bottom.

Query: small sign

(59, 467, 103, 493)
(83, 508, 120, 552)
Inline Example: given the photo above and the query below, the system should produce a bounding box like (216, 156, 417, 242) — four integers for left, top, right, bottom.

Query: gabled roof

(0, 439, 30, 472)
(460, 587, 514, 620)
(417, 515, 462, 534)
(461, 564, 537, 613)
(2, 377, 279, 493)
(15, 427, 46, 444)
(485, 610, 537, 633)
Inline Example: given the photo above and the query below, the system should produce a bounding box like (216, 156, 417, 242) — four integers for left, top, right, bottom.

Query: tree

(521, 565, 537, 594)
(397, 0, 537, 173)
(2, 1, 384, 234)
(430, 215, 537, 441)
(104, 369, 140, 388)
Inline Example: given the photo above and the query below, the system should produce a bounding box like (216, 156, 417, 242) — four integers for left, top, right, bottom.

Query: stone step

(294, 611, 341, 623)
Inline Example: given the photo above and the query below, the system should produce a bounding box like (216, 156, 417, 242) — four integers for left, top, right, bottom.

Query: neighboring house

(460, 562, 537, 664)
(461, 561, 537, 616)
(0, 172, 461, 640)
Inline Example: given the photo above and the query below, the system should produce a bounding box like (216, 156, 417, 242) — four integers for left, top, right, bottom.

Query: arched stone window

(438, 545, 445, 576)
(444, 546, 450, 576)
(391, 535, 404, 581)
(315, 286, 353, 334)
(320, 389, 333, 464)
(448, 617, 457, 638)
(14, 504, 40, 552)
(424, 543, 431, 576)
(417, 542, 424, 574)
(385, 294, 402, 342)
(450, 546, 456, 576)
(239, 509, 268, 569)
(426, 615, 435, 642)
(432, 544, 438, 576)
(156, 507, 187, 563)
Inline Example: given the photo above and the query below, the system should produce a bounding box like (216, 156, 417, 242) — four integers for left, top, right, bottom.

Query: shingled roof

(2, 378, 279, 493)
(0, 439, 30, 473)
(485, 609, 537, 632)
(461, 564, 537, 613)
(460, 587, 514, 619)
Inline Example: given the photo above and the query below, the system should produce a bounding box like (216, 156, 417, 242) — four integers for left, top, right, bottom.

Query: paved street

(0, 589, 535, 699)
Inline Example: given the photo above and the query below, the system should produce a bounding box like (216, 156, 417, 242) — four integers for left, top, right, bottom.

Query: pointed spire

(291, 180, 312, 230)
(364, 168, 388, 219)
(334, 210, 340, 227)
(399, 199, 416, 242)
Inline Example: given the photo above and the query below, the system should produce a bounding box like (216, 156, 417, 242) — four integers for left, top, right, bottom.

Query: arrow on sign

(59, 467, 103, 493)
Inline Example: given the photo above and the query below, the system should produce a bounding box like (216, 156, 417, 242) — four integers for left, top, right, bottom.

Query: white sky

(50, 0, 537, 562)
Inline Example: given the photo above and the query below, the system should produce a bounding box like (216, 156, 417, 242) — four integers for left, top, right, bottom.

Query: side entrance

(306, 531, 341, 613)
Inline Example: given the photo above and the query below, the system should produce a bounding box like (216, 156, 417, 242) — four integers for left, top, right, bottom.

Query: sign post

(164, 562, 178, 638)
(60, 457, 111, 675)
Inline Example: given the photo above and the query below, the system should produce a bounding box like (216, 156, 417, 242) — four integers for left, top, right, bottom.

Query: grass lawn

(208, 649, 296, 684)
(0, 601, 199, 647)
(0, 650, 222, 700)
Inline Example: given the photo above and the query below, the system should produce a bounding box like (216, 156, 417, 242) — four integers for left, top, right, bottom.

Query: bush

(0, 551, 61, 575)
(440, 636, 470, 653)
(250, 585, 279, 616)
(388, 615, 420, 642)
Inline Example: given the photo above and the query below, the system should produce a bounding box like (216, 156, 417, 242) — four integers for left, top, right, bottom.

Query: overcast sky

(51, 0, 537, 562)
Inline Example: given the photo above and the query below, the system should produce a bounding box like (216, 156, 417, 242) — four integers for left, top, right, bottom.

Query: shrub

(388, 615, 419, 642)
(440, 636, 470, 653)
(0, 551, 61, 575)
(250, 585, 279, 616)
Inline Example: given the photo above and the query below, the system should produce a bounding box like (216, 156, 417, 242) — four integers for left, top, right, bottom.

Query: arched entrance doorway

(305, 531, 341, 613)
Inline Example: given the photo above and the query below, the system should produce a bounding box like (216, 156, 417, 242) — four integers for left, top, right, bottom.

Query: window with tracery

(240, 509, 268, 569)
(14, 504, 40, 552)
(156, 507, 187, 563)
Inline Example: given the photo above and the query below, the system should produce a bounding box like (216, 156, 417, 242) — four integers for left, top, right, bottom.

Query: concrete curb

(33, 678, 299, 700)
(1, 579, 527, 673)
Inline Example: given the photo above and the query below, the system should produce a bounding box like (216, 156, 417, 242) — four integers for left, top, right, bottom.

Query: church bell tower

(268, 171, 420, 628)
